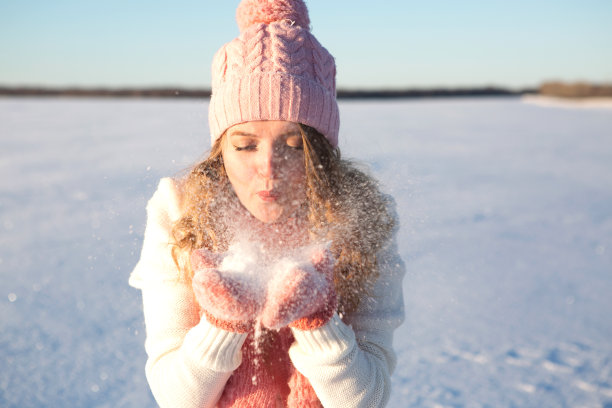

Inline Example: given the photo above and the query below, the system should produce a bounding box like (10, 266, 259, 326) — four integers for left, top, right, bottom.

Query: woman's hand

(191, 248, 261, 333)
(261, 248, 337, 331)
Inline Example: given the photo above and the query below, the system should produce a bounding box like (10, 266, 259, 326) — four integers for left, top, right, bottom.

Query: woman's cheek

(230, 155, 255, 186)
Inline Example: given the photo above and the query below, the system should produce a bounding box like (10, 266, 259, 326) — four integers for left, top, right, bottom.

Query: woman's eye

(286, 137, 303, 150)
(234, 145, 256, 151)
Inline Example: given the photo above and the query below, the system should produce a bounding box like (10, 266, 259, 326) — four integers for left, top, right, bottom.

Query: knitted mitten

(261, 248, 337, 331)
(191, 248, 261, 332)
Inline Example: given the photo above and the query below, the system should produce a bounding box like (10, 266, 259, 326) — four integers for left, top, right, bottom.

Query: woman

(129, 1, 405, 407)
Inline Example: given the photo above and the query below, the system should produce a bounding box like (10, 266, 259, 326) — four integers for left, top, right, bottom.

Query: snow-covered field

(1, 97, 611, 407)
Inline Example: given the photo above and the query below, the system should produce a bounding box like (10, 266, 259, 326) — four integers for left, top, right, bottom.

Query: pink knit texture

(192, 273, 257, 331)
(261, 248, 337, 330)
(209, 0, 339, 147)
(216, 328, 322, 407)
(191, 249, 260, 333)
(236, 0, 310, 32)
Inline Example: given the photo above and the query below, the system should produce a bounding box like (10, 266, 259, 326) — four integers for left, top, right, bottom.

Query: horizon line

(0, 85, 536, 99)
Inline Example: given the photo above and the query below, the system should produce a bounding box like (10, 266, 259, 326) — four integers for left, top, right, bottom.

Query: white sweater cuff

(290, 313, 356, 360)
(181, 318, 248, 373)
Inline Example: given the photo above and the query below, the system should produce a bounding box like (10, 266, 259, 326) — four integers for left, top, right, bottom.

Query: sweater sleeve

(130, 178, 247, 408)
(288, 202, 406, 408)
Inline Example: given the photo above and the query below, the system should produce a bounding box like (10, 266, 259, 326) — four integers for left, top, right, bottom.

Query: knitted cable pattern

(311, 36, 335, 89)
(242, 24, 267, 74)
(269, 22, 309, 77)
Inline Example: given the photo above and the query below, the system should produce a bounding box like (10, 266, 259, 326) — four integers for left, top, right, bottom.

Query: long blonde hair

(172, 125, 395, 314)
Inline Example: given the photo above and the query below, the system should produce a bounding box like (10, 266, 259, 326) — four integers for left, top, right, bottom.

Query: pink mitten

(191, 248, 261, 333)
(261, 249, 337, 331)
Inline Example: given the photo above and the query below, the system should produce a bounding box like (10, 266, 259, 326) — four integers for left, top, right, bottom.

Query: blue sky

(1, 0, 611, 89)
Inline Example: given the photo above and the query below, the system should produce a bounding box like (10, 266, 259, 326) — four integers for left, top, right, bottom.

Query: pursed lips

(256, 190, 280, 202)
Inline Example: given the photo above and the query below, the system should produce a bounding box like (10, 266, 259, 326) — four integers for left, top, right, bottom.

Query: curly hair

(171, 125, 395, 315)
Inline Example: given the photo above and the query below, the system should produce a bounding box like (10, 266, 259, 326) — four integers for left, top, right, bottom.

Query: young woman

(130, 1, 405, 407)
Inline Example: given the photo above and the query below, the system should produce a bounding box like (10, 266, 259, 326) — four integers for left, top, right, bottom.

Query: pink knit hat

(209, 0, 340, 147)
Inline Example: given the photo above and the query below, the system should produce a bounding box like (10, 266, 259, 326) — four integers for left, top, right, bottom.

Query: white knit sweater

(129, 178, 405, 408)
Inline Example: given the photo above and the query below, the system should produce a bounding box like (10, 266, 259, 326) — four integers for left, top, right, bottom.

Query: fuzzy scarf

(216, 327, 322, 408)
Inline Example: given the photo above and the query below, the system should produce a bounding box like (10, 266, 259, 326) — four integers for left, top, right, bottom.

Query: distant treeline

(0, 86, 535, 99)
(539, 82, 612, 98)
(338, 87, 531, 99)
(4, 83, 610, 99)
(0, 87, 212, 98)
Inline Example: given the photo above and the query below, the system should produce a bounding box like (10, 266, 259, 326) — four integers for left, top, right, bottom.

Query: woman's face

(221, 120, 306, 224)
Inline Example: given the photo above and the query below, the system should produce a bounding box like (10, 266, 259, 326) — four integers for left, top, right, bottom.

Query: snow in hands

(191, 239, 333, 330)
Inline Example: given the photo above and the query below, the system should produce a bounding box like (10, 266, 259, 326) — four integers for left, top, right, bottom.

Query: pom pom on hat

(236, 0, 310, 32)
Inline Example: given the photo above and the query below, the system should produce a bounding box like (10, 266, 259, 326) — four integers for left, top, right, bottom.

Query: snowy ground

(1, 97, 611, 407)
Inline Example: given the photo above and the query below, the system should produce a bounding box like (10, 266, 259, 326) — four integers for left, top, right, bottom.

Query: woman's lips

(257, 190, 280, 202)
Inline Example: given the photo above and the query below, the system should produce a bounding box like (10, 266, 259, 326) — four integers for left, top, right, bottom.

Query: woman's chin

(250, 205, 284, 224)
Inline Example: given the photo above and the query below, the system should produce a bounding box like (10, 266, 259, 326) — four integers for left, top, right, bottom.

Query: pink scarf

(216, 328, 322, 408)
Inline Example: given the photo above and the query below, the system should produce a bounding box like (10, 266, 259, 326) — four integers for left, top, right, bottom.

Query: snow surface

(1, 97, 611, 407)
(522, 95, 612, 110)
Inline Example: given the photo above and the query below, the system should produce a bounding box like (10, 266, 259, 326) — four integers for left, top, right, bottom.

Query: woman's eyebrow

(229, 131, 259, 138)
(229, 130, 301, 138)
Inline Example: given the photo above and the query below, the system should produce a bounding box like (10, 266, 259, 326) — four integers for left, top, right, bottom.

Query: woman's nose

(257, 147, 279, 179)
